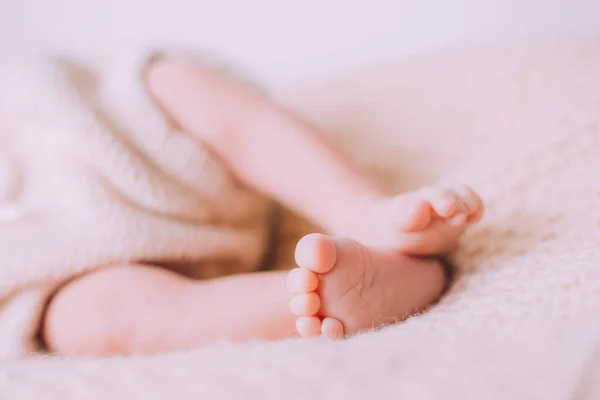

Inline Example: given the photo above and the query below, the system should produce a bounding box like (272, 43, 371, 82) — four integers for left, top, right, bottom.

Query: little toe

(468, 202, 485, 223)
(289, 293, 321, 316)
(286, 268, 319, 294)
(445, 197, 468, 226)
(394, 197, 432, 232)
(295, 234, 337, 274)
(296, 316, 322, 338)
(321, 318, 345, 339)
(453, 184, 483, 218)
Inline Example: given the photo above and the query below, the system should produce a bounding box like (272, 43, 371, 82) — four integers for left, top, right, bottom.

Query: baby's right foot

(338, 185, 484, 255)
(286, 234, 445, 338)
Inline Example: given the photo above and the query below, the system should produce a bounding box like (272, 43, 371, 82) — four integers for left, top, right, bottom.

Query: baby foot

(287, 233, 446, 338)
(346, 185, 484, 255)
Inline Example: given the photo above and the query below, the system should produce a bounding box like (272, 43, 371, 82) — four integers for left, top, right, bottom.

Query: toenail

(464, 197, 479, 213)
(437, 203, 456, 217)
(447, 211, 467, 226)
(455, 186, 478, 210)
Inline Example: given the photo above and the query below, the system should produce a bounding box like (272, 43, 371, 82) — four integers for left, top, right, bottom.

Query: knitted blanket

(0, 37, 599, 399)
(0, 50, 273, 356)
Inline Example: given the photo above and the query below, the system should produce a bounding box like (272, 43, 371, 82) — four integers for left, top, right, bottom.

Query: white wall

(1, 0, 599, 85)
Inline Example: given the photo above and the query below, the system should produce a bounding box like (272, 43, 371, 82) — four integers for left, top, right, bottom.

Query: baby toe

(296, 316, 322, 338)
(289, 293, 321, 316)
(469, 202, 485, 222)
(393, 197, 432, 232)
(453, 184, 482, 216)
(321, 318, 345, 339)
(295, 234, 337, 274)
(420, 187, 460, 218)
(286, 268, 319, 294)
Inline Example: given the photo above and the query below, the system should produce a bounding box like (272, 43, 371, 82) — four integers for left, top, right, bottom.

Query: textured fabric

(0, 50, 273, 357)
(0, 37, 599, 399)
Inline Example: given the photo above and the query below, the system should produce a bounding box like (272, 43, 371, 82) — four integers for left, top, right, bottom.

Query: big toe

(393, 196, 433, 232)
(295, 233, 337, 274)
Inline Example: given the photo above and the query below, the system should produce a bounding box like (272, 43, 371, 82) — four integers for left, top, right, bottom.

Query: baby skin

(43, 57, 483, 356)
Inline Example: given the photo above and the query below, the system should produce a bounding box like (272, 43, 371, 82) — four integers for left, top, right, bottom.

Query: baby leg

(43, 233, 447, 357)
(148, 58, 483, 255)
(43, 264, 296, 357)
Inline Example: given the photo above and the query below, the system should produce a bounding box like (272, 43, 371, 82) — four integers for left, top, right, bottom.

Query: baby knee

(42, 266, 133, 356)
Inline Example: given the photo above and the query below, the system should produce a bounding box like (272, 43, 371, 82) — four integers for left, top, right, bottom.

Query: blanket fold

(0, 49, 273, 357)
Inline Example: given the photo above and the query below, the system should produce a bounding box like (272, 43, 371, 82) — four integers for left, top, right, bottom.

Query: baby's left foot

(342, 185, 484, 255)
(287, 234, 446, 338)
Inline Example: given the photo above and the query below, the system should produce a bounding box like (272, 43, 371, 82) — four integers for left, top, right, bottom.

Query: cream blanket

(1, 38, 599, 399)
(0, 50, 273, 356)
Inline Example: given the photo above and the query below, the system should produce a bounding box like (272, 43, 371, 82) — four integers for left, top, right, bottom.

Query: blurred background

(1, 0, 599, 86)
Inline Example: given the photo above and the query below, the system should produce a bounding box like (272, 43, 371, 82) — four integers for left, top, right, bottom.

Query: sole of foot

(287, 233, 447, 338)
